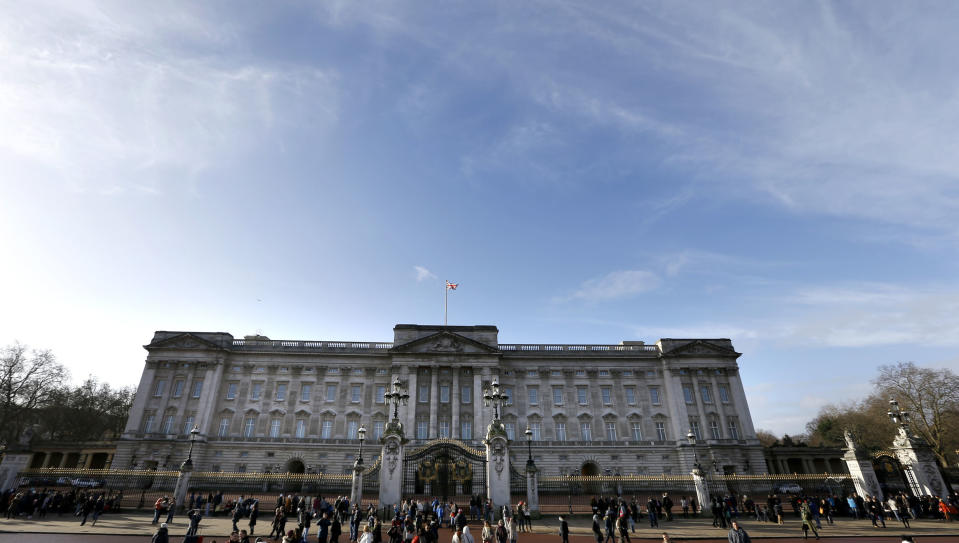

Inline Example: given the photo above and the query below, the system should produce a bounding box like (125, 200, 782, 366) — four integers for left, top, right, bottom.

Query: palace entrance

(404, 440, 487, 502)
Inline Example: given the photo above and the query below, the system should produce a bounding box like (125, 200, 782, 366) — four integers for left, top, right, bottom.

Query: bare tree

(875, 361, 959, 467)
(0, 342, 68, 447)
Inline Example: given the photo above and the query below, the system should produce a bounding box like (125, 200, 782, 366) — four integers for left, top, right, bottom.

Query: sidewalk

(0, 511, 957, 540)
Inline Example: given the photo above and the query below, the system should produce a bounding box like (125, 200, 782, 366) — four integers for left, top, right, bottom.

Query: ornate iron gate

(403, 439, 486, 501)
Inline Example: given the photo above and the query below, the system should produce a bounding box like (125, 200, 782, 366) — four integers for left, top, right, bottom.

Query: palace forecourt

(115, 324, 765, 483)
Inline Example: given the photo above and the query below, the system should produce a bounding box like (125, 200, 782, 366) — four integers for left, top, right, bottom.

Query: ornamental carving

(384, 440, 400, 476)
(431, 336, 463, 352)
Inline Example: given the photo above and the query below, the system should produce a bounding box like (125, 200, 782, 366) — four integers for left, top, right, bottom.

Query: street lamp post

(887, 399, 912, 429)
(186, 426, 200, 465)
(525, 425, 534, 469)
(384, 376, 410, 423)
(357, 426, 367, 464)
(686, 429, 701, 472)
(483, 378, 506, 421)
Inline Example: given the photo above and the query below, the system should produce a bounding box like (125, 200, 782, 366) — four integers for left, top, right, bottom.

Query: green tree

(40, 377, 135, 442)
(0, 342, 67, 447)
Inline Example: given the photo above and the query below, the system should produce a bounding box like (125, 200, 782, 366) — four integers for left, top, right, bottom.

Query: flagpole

(445, 281, 448, 326)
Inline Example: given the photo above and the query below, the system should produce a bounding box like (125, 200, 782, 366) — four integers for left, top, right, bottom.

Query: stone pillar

(473, 371, 484, 442)
(379, 421, 406, 510)
(892, 427, 948, 498)
(525, 464, 540, 517)
(351, 458, 365, 507)
(452, 371, 460, 439)
(406, 368, 418, 441)
(0, 453, 32, 492)
(692, 468, 709, 513)
(172, 458, 194, 514)
(842, 430, 882, 499)
(105, 454, 114, 470)
(429, 369, 439, 438)
(124, 364, 157, 437)
(485, 421, 510, 513)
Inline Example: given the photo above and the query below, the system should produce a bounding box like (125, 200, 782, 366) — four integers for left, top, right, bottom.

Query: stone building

(115, 325, 765, 481)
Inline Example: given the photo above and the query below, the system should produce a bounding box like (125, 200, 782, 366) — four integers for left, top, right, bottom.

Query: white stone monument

(485, 421, 510, 511)
(842, 430, 882, 499)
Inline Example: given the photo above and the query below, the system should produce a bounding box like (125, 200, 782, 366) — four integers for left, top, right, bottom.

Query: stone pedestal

(842, 430, 882, 499)
(691, 468, 709, 513)
(172, 458, 194, 514)
(525, 463, 540, 517)
(378, 420, 406, 510)
(485, 421, 510, 511)
(351, 459, 365, 506)
(0, 453, 32, 491)
(892, 427, 948, 497)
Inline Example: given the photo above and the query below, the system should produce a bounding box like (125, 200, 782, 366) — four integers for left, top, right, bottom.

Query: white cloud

(567, 270, 661, 302)
(414, 266, 437, 282)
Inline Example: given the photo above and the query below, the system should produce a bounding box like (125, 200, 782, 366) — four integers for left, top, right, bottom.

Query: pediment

(146, 333, 224, 351)
(390, 330, 500, 355)
(661, 339, 739, 358)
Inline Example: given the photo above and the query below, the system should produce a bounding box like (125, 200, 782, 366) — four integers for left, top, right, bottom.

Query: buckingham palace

(115, 324, 766, 481)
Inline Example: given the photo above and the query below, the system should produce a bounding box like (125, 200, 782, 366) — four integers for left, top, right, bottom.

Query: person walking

(558, 516, 569, 543)
(166, 497, 176, 525)
(727, 520, 750, 543)
(799, 501, 819, 540)
(248, 502, 258, 535)
(153, 497, 167, 524)
(187, 508, 202, 537)
(507, 514, 518, 543)
(152, 523, 170, 543)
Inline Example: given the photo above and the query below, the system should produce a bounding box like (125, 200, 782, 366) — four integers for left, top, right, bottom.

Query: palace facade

(116, 325, 766, 479)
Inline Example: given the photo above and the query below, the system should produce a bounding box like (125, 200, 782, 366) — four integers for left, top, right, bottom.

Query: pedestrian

(232, 502, 243, 533)
(558, 516, 569, 543)
(249, 502, 258, 535)
(78, 497, 93, 526)
(152, 522, 170, 543)
(187, 508, 203, 536)
(727, 520, 750, 543)
(507, 514, 518, 543)
(463, 525, 476, 543)
(616, 512, 630, 543)
(799, 501, 819, 540)
(591, 512, 603, 543)
(495, 520, 508, 543)
(153, 496, 166, 524)
(166, 497, 177, 524)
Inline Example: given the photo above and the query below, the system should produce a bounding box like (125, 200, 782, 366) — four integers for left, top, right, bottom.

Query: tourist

(187, 508, 203, 536)
(558, 516, 569, 543)
(591, 511, 603, 543)
(726, 520, 750, 543)
(463, 525, 476, 543)
(495, 520, 508, 543)
(681, 497, 689, 519)
(360, 525, 374, 543)
(452, 528, 464, 543)
(799, 501, 819, 540)
(482, 520, 493, 543)
(153, 496, 167, 524)
(248, 502, 258, 535)
(152, 522, 170, 543)
(166, 497, 176, 524)
(616, 510, 631, 543)
(507, 513, 518, 543)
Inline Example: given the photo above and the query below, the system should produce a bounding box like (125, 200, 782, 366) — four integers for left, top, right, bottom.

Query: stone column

(842, 431, 882, 499)
(662, 367, 690, 443)
(406, 367, 418, 440)
(473, 371, 484, 441)
(198, 358, 225, 438)
(379, 421, 406, 510)
(172, 457, 194, 514)
(123, 364, 157, 437)
(525, 464, 540, 517)
(892, 427, 948, 498)
(485, 422, 510, 514)
(452, 371, 460, 439)
(351, 458, 365, 507)
(726, 370, 757, 437)
(429, 369, 439, 438)
(708, 376, 729, 439)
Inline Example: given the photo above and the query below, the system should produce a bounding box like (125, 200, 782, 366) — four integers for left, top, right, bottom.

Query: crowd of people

(0, 487, 123, 525)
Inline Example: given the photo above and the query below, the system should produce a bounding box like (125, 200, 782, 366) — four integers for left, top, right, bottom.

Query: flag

(446, 280, 458, 290)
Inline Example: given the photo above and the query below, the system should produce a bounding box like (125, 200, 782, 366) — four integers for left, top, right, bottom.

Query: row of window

(488, 385, 729, 407)
(153, 379, 204, 399)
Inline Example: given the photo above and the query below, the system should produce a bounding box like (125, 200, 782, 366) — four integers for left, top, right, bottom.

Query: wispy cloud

(414, 266, 437, 282)
(566, 270, 661, 302)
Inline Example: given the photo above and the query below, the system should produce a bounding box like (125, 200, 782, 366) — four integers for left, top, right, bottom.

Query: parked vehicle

(774, 483, 802, 494)
(72, 477, 104, 488)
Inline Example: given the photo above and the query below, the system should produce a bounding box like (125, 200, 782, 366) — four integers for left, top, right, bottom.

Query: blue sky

(3, 1, 959, 436)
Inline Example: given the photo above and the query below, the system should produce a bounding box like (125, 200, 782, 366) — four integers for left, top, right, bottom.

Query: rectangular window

(163, 415, 175, 434)
(439, 420, 450, 438)
(580, 422, 592, 441)
(375, 385, 386, 404)
(624, 387, 636, 405)
(226, 383, 238, 400)
(605, 422, 617, 440)
(649, 387, 661, 405)
(575, 370, 586, 377)
(710, 420, 721, 439)
(577, 387, 588, 405)
(352, 368, 364, 375)
(275, 383, 287, 401)
(690, 421, 702, 440)
(700, 385, 712, 404)
(327, 368, 340, 375)
(183, 416, 194, 434)
(550, 370, 561, 377)
(251, 382, 262, 400)
(270, 418, 281, 438)
(553, 387, 564, 405)
(599, 369, 609, 376)
(728, 420, 739, 440)
(528, 387, 539, 406)
(655, 422, 667, 441)
(321, 420, 333, 439)
(623, 370, 634, 377)
(601, 387, 612, 405)
(556, 423, 567, 442)
(683, 386, 694, 404)
(153, 380, 166, 397)
(192, 380, 203, 398)
(347, 420, 358, 439)
(419, 384, 429, 403)
(531, 422, 542, 441)
(244, 417, 256, 437)
(461, 421, 472, 440)
(527, 370, 538, 377)
(326, 384, 337, 402)
(351, 384, 361, 403)
(631, 422, 642, 441)
(461, 386, 471, 404)
(300, 384, 312, 402)
(143, 414, 155, 433)
(503, 387, 513, 405)
(440, 385, 450, 403)
(719, 385, 730, 403)
(295, 419, 306, 438)
(504, 423, 515, 441)
(218, 417, 229, 437)
(374, 421, 385, 440)
(416, 421, 428, 440)
(172, 380, 184, 398)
